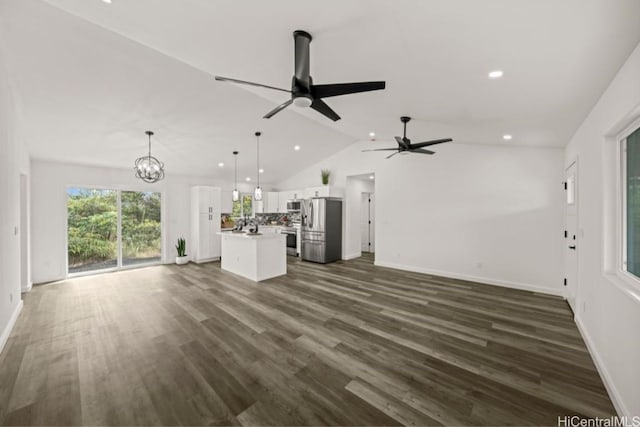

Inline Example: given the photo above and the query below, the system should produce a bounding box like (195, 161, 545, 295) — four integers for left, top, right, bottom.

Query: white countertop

(217, 231, 284, 240)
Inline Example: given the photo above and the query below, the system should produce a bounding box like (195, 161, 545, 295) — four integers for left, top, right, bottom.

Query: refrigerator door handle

(309, 201, 313, 229)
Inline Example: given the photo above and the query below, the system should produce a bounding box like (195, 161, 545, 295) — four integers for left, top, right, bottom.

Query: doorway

(565, 161, 578, 312)
(361, 192, 375, 253)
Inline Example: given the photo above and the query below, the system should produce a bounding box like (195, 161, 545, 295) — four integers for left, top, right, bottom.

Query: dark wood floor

(0, 254, 614, 426)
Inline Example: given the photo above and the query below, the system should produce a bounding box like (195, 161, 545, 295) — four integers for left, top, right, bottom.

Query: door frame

(564, 158, 579, 311)
(65, 185, 166, 278)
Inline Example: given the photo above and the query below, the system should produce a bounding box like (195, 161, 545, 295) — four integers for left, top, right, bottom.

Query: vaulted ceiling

(1, 0, 639, 184)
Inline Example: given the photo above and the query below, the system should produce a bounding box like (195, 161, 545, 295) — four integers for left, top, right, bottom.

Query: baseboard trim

(575, 315, 628, 418)
(0, 300, 23, 355)
(343, 252, 361, 261)
(21, 282, 32, 293)
(373, 261, 563, 297)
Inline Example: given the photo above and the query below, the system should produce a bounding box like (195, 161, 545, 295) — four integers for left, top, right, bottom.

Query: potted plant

(175, 237, 188, 265)
(321, 169, 331, 185)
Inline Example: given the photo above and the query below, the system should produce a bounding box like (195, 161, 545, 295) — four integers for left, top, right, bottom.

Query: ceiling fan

(215, 30, 385, 122)
(363, 116, 452, 159)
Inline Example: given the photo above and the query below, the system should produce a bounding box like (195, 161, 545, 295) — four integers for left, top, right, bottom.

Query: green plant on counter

(321, 169, 331, 185)
(175, 237, 187, 257)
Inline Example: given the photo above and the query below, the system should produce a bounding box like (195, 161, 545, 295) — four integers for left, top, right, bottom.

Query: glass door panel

(121, 191, 162, 267)
(67, 188, 117, 274)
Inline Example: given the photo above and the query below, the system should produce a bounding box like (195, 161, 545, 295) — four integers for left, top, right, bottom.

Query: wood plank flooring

(0, 254, 615, 426)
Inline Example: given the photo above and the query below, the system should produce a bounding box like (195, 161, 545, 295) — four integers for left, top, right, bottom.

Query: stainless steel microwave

(287, 199, 302, 212)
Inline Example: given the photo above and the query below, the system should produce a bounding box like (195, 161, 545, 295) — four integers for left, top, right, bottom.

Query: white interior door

(565, 161, 578, 312)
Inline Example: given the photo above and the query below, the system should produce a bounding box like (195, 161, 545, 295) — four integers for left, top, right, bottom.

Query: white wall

(564, 41, 640, 417)
(0, 37, 27, 353)
(277, 141, 564, 295)
(30, 159, 257, 284)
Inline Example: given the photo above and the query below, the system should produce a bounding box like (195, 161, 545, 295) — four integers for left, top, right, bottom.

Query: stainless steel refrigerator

(301, 197, 343, 263)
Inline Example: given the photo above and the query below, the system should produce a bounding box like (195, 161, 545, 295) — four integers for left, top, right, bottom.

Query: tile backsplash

(221, 212, 300, 228)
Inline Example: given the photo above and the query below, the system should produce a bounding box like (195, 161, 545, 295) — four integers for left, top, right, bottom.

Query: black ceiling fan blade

(310, 99, 341, 121)
(312, 81, 386, 99)
(215, 76, 291, 93)
(410, 138, 452, 149)
(362, 148, 399, 152)
(386, 151, 401, 159)
(395, 136, 409, 149)
(263, 99, 294, 119)
(410, 148, 435, 155)
(293, 30, 311, 87)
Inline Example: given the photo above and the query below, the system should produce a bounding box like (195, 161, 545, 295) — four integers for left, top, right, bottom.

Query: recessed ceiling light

(369, 132, 375, 138)
(259, 168, 264, 174)
(218, 162, 224, 167)
(245, 177, 251, 182)
(503, 134, 513, 140)
(488, 70, 504, 79)
(294, 145, 301, 151)
(369, 175, 374, 180)
(101, 0, 112, 3)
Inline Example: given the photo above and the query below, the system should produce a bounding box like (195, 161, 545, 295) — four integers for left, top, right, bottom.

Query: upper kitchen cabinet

(221, 190, 233, 213)
(254, 199, 264, 214)
(267, 192, 279, 213)
(304, 186, 343, 198)
(191, 186, 222, 214)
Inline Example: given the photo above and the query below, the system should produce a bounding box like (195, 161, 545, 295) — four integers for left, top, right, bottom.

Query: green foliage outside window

(627, 127, 640, 278)
(67, 188, 162, 269)
(231, 194, 253, 218)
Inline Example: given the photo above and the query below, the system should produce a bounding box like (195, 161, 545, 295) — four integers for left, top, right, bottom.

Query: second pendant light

(254, 131, 262, 201)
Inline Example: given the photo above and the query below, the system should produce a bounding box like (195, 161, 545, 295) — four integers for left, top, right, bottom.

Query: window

(622, 126, 640, 279)
(67, 187, 162, 275)
(231, 193, 253, 219)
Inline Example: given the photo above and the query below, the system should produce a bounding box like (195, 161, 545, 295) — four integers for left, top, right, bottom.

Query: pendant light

(254, 131, 262, 201)
(232, 151, 239, 202)
(134, 130, 165, 183)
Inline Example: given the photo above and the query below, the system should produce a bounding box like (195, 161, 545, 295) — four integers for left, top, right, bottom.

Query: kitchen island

(217, 231, 287, 281)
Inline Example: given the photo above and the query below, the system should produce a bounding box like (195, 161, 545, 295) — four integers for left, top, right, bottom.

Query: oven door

(281, 230, 298, 256)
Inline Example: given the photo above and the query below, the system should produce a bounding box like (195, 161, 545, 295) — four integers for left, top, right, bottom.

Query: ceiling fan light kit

(362, 116, 452, 159)
(215, 30, 386, 122)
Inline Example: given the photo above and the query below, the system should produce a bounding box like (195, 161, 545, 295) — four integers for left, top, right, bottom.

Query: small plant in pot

(175, 237, 188, 265)
(321, 169, 331, 185)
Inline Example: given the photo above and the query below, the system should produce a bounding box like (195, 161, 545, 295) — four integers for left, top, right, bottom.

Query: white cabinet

(304, 185, 343, 198)
(221, 190, 233, 213)
(254, 199, 264, 214)
(266, 192, 279, 213)
(191, 186, 221, 263)
(278, 191, 290, 212)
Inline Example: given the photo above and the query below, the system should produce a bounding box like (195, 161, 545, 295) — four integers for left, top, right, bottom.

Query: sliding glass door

(67, 187, 162, 275)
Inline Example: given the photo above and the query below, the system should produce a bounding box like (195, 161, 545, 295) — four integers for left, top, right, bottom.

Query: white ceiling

(1, 0, 639, 183)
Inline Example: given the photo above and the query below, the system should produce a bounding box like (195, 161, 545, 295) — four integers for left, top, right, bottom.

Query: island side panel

(256, 234, 287, 281)
(220, 234, 259, 281)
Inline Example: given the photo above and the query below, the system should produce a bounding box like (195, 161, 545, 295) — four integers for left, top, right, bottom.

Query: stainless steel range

(280, 224, 300, 256)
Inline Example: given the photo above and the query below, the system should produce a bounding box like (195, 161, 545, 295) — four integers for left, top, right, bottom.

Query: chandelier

(134, 130, 165, 183)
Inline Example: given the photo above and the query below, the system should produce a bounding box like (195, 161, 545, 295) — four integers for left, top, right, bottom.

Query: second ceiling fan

(363, 116, 452, 159)
(215, 30, 385, 121)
